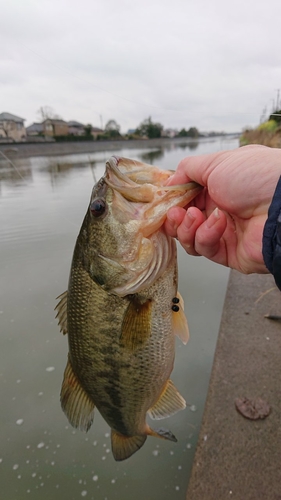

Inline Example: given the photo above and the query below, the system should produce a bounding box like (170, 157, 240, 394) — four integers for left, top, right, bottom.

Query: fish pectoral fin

(146, 426, 177, 442)
(148, 379, 186, 420)
(172, 292, 189, 345)
(60, 357, 95, 432)
(120, 298, 152, 351)
(55, 290, 68, 335)
(111, 430, 147, 461)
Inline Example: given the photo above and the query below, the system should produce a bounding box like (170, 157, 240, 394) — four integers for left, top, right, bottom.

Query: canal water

(0, 137, 238, 500)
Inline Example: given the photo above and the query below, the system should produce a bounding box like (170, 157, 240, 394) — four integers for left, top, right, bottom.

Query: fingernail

(184, 208, 196, 229)
(166, 174, 174, 185)
(206, 208, 220, 228)
(167, 212, 178, 231)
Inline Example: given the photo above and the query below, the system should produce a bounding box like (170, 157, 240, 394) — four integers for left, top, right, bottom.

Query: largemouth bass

(56, 156, 202, 461)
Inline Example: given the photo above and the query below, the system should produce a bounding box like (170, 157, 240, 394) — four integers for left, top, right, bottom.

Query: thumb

(168, 151, 224, 187)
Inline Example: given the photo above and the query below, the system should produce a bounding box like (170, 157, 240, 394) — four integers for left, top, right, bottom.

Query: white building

(0, 112, 26, 142)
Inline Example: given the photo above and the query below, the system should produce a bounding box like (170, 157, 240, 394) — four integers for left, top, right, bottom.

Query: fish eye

(90, 199, 107, 217)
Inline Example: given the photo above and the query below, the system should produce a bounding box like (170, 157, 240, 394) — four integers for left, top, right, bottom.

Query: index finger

(167, 151, 224, 187)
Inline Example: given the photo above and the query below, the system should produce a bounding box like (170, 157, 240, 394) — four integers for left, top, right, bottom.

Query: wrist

(262, 176, 281, 290)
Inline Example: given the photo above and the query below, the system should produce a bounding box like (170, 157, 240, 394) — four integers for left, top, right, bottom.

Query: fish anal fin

(60, 357, 95, 432)
(173, 292, 189, 344)
(148, 379, 186, 420)
(146, 425, 177, 443)
(55, 290, 68, 335)
(120, 298, 152, 351)
(111, 430, 147, 461)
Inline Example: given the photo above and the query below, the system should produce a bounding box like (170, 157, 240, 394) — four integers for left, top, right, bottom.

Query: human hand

(164, 145, 281, 274)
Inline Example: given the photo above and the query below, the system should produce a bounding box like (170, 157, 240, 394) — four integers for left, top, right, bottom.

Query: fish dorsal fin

(148, 379, 186, 420)
(120, 298, 152, 351)
(55, 290, 68, 335)
(111, 430, 147, 461)
(60, 357, 95, 432)
(172, 292, 189, 345)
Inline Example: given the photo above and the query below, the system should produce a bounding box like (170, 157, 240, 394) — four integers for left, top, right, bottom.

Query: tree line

(36, 107, 200, 140)
(103, 116, 199, 140)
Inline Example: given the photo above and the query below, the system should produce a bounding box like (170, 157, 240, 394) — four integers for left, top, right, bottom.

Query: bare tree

(104, 119, 121, 138)
(105, 119, 121, 133)
(37, 106, 62, 121)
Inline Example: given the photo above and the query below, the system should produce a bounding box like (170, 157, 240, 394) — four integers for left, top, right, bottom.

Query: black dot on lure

(171, 304, 180, 312)
(172, 297, 180, 304)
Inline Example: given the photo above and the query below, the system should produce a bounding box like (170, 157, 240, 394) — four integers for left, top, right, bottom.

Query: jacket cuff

(262, 176, 281, 290)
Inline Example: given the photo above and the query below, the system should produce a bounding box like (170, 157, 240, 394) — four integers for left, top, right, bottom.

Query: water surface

(0, 137, 238, 499)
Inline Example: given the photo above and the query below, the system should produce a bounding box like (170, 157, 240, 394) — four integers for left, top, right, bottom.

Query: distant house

(91, 126, 103, 139)
(26, 122, 44, 136)
(0, 112, 26, 142)
(43, 119, 69, 137)
(161, 128, 178, 138)
(67, 120, 85, 136)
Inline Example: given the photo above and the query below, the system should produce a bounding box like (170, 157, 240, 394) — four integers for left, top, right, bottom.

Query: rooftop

(0, 112, 25, 122)
(68, 120, 85, 127)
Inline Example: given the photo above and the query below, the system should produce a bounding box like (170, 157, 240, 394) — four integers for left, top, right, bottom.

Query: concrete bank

(186, 270, 281, 500)
(0, 137, 191, 159)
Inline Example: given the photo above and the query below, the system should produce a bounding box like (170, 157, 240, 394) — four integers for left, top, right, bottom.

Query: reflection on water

(139, 149, 165, 164)
(0, 158, 32, 185)
(0, 137, 238, 500)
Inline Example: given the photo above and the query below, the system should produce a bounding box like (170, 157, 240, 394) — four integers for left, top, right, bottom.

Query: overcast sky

(1, 0, 281, 133)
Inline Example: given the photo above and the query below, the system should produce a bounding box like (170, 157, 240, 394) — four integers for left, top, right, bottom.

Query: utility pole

(99, 114, 103, 130)
(260, 106, 267, 124)
(275, 89, 280, 110)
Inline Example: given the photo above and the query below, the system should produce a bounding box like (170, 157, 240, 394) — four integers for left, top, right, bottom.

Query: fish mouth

(107, 155, 173, 188)
(104, 156, 203, 237)
(105, 156, 166, 203)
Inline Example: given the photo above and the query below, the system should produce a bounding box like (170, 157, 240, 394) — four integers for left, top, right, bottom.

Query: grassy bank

(240, 119, 281, 148)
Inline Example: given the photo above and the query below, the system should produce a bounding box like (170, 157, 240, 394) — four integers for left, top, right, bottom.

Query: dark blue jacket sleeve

(262, 176, 281, 290)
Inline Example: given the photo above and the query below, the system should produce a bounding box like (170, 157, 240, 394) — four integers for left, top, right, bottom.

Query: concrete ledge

(186, 270, 281, 500)
(0, 137, 197, 159)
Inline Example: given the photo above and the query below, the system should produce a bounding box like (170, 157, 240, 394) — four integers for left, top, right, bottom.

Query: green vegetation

(240, 114, 281, 148)
(135, 117, 163, 139)
(177, 127, 199, 138)
(84, 124, 93, 137)
(97, 120, 122, 140)
(258, 120, 278, 133)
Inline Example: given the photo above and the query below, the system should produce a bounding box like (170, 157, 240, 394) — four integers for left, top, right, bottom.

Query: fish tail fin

(111, 430, 147, 461)
(146, 425, 177, 443)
